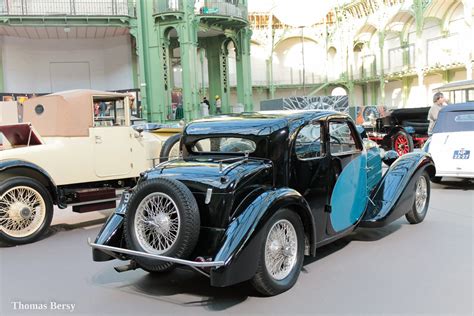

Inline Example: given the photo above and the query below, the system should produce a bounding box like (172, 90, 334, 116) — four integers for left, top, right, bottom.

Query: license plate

(453, 149, 470, 159)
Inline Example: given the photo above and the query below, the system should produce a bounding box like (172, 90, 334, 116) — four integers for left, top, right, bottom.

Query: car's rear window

(433, 111, 474, 133)
(193, 137, 256, 154)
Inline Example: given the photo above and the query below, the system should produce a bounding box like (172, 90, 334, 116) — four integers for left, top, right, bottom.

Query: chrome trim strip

(88, 238, 225, 268)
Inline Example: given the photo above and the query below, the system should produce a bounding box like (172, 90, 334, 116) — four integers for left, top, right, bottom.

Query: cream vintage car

(0, 90, 180, 245)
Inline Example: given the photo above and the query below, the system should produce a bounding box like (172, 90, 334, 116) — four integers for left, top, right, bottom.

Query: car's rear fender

(210, 188, 316, 287)
(0, 159, 59, 206)
(360, 152, 435, 228)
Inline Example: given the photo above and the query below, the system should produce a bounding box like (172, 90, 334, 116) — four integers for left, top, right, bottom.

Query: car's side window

(295, 123, 322, 159)
(93, 99, 127, 127)
(329, 121, 359, 154)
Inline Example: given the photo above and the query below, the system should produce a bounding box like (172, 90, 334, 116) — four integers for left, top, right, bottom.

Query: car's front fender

(360, 152, 435, 227)
(0, 159, 59, 205)
(210, 187, 315, 287)
(91, 191, 131, 261)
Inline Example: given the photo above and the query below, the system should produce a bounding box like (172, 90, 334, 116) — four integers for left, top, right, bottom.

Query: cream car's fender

(0, 159, 62, 206)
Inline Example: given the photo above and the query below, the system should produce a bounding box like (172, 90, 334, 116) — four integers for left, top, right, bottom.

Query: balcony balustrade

(0, 0, 134, 16)
(153, 0, 247, 20)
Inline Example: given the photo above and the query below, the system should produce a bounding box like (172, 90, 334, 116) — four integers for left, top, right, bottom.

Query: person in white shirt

(427, 92, 446, 135)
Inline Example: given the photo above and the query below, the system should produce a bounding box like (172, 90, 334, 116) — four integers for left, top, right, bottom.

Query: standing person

(202, 96, 210, 109)
(201, 97, 209, 117)
(215, 95, 222, 114)
(427, 92, 446, 134)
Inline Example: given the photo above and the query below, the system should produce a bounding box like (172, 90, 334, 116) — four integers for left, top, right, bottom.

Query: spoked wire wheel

(392, 131, 414, 156)
(0, 186, 47, 238)
(251, 208, 304, 296)
(264, 219, 298, 280)
(414, 175, 428, 214)
(124, 178, 200, 273)
(134, 192, 181, 254)
(406, 171, 430, 224)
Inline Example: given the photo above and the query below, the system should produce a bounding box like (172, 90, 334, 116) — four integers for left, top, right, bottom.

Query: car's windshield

(433, 111, 474, 133)
(192, 137, 257, 154)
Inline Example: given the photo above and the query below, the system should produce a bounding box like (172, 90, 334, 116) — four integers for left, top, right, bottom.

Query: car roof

(433, 80, 474, 92)
(439, 102, 474, 113)
(185, 110, 345, 136)
(22, 89, 129, 137)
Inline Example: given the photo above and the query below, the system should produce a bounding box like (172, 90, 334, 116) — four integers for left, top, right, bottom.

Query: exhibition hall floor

(1, 180, 473, 315)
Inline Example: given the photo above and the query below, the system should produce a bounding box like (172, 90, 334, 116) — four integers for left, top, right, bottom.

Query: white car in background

(425, 103, 474, 183)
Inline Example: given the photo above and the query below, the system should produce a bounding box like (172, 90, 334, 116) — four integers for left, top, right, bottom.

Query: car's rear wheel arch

(285, 204, 316, 256)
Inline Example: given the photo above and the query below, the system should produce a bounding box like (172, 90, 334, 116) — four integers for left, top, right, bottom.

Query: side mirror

(382, 150, 398, 167)
(134, 126, 144, 138)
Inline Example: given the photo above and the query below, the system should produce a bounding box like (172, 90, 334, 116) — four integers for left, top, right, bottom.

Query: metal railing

(198, 1, 247, 19)
(153, 0, 247, 20)
(0, 0, 134, 16)
(153, 0, 183, 13)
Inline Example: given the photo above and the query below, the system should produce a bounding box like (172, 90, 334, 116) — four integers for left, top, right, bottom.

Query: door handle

(95, 136, 102, 144)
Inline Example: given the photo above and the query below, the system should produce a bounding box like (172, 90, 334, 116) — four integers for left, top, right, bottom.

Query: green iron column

(402, 77, 413, 108)
(236, 28, 253, 112)
(199, 48, 207, 100)
(378, 30, 385, 106)
(220, 43, 231, 114)
(0, 42, 4, 92)
(134, 0, 166, 122)
(178, 1, 200, 120)
(205, 37, 227, 114)
(371, 82, 378, 105)
(362, 84, 368, 106)
(413, 0, 428, 93)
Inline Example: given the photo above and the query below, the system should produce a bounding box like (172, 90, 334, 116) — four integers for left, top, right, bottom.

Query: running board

(87, 238, 225, 268)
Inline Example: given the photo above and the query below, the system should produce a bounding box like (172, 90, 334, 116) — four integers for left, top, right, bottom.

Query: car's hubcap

(0, 186, 46, 238)
(264, 219, 298, 281)
(415, 176, 428, 214)
(135, 192, 180, 254)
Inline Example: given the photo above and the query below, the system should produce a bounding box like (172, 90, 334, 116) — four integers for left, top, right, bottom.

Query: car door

(327, 120, 368, 233)
(92, 99, 132, 178)
(290, 120, 332, 241)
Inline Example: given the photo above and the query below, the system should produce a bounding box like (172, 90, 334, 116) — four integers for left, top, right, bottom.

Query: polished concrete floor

(1, 179, 473, 315)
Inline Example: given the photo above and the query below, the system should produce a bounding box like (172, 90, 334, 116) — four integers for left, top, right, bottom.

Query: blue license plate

(453, 149, 470, 159)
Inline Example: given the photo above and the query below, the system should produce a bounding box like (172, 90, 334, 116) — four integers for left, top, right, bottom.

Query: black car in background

(365, 107, 430, 155)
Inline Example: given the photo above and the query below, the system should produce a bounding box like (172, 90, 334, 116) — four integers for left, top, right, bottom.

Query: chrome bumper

(88, 238, 225, 268)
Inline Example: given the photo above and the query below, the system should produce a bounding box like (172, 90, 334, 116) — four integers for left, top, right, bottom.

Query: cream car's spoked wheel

(0, 186, 47, 238)
(264, 219, 298, 281)
(135, 192, 181, 254)
(415, 176, 428, 214)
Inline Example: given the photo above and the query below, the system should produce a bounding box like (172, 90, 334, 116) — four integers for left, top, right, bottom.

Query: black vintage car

(90, 110, 435, 296)
(365, 107, 430, 155)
